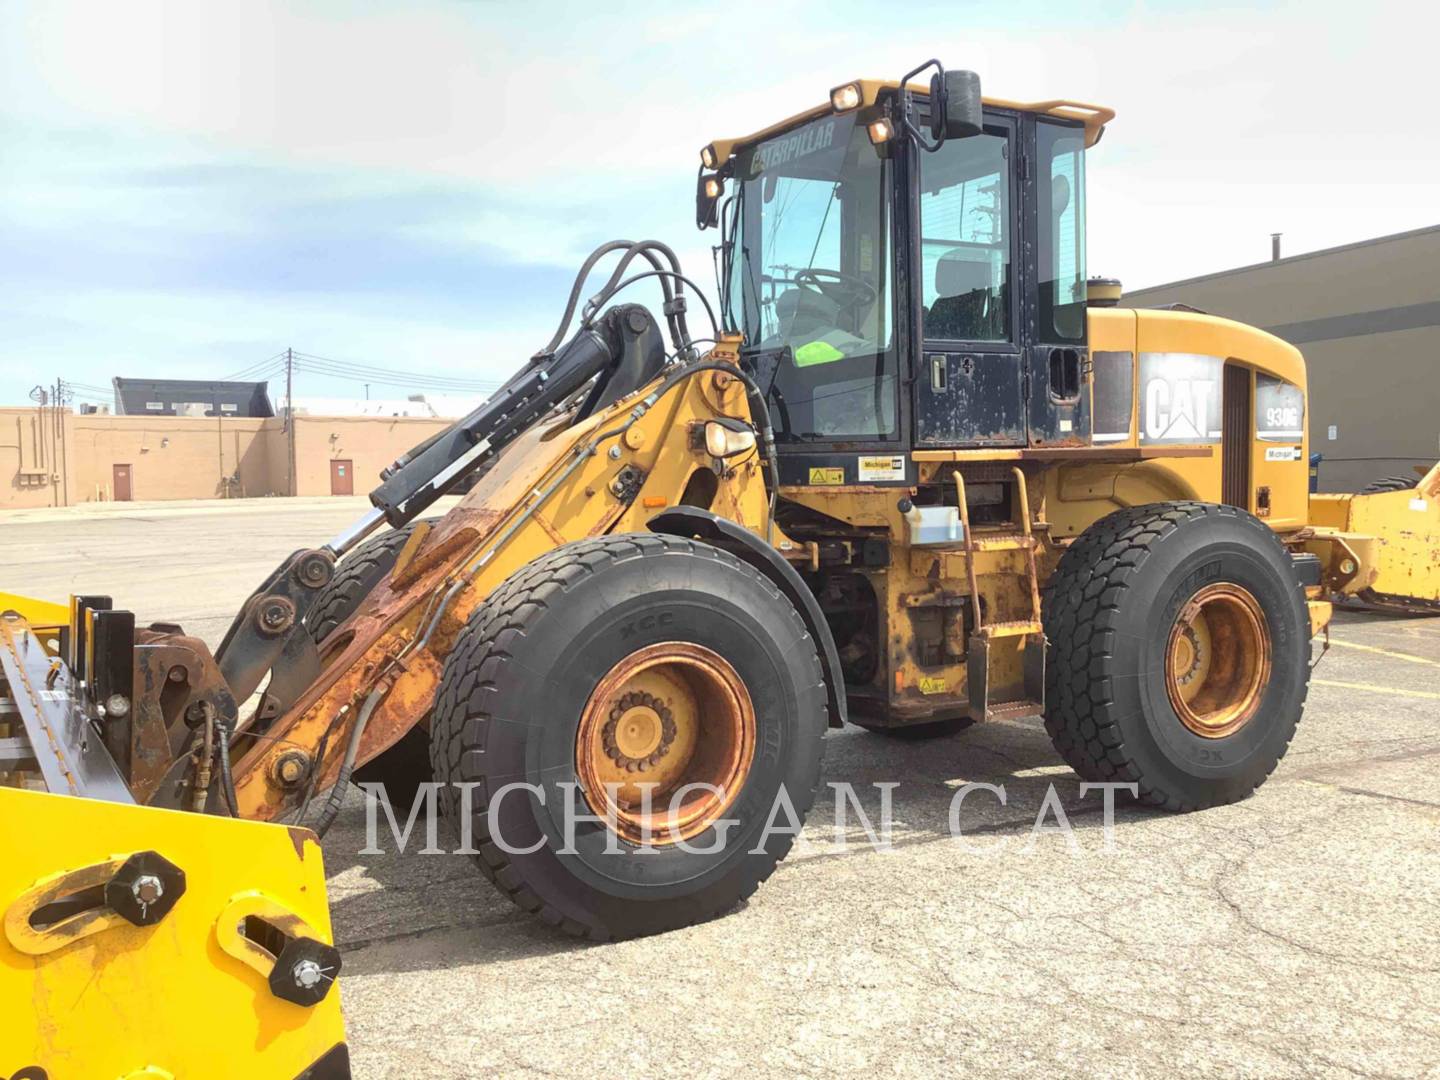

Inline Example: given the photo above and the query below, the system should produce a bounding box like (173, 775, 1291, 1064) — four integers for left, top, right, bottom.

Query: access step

(977, 620, 1044, 639)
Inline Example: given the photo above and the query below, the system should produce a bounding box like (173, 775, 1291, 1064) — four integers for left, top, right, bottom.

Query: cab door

(912, 113, 1024, 446)
(1026, 117, 1092, 447)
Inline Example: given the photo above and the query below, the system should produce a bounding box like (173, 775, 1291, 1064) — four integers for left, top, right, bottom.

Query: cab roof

(702, 78, 1114, 168)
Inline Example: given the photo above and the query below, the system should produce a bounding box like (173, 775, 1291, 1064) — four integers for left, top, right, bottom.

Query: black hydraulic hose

(584, 269, 720, 343)
(312, 691, 380, 837)
(581, 240, 693, 350)
(538, 241, 673, 358)
(215, 718, 240, 817)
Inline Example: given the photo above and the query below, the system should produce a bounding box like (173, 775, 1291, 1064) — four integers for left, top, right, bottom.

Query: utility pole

(217, 405, 225, 498)
(55, 379, 69, 506)
(285, 347, 296, 497)
(364, 383, 369, 400)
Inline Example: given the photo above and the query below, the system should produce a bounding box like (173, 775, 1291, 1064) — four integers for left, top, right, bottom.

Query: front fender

(647, 506, 847, 729)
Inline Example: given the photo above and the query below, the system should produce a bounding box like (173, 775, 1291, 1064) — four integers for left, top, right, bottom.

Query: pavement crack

(1336, 785, 1440, 811)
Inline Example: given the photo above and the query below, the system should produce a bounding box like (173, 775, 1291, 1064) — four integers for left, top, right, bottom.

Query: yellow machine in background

(1308, 462, 1440, 613)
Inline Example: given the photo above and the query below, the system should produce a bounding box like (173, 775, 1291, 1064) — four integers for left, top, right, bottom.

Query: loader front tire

(429, 533, 827, 941)
(1042, 502, 1309, 811)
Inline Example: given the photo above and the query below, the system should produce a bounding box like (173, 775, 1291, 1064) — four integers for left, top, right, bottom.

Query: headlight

(867, 117, 894, 145)
(704, 176, 722, 200)
(700, 144, 718, 169)
(830, 82, 862, 112)
(704, 420, 757, 458)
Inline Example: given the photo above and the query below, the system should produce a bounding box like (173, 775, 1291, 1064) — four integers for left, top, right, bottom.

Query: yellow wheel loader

(5, 58, 1438, 1075)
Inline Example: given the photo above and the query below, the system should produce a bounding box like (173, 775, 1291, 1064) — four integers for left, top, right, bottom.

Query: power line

(290, 361, 497, 395)
(216, 349, 502, 395)
(221, 352, 288, 381)
(291, 351, 502, 391)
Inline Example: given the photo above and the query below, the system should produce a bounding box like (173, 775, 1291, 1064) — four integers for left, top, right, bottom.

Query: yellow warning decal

(808, 467, 844, 485)
(919, 676, 947, 695)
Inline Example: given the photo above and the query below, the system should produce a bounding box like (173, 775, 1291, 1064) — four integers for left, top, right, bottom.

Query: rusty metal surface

(128, 629, 237, 805)
(575, 642, 755, 845)
(231, 414, 603, 818)
(1165, 583, 1272, 739)
(230, 366, 770, 821)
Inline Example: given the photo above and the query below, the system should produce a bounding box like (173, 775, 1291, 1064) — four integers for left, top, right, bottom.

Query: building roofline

(1125, 221, 1440, 295)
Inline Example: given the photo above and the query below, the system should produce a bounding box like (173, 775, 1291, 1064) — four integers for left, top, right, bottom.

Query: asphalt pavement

(6, 497, 1437, 1078)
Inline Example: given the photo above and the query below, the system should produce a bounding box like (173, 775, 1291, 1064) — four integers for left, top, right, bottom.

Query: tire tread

(430, 533, 826, 941)
(1042, 501, 1309, 812)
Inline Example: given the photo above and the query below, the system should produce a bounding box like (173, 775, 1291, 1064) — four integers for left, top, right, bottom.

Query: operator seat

(775, 280, 842, 340)
(927, 252, 1004, 341)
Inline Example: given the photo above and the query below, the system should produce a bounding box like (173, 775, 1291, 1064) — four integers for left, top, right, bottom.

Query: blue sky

(2, 0, 1435, 406)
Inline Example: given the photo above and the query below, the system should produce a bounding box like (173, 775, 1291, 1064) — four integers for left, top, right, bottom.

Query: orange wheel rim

(576, 642, 755, 845)
(1165, 583, 1272, 739)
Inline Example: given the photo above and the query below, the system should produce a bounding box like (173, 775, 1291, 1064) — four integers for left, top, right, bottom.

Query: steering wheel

(793, 268, 878, 308)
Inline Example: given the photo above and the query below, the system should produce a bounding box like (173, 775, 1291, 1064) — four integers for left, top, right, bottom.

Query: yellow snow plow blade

(0, 591, 67, 629)
(0, 786, 349, 1079)
(1308, 462, 1440, 612)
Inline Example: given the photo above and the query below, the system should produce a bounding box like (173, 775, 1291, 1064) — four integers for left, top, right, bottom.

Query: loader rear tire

(1042, 502, 1309, 811)
(429, 533, 827, 941)
(306, 521, 432, 811)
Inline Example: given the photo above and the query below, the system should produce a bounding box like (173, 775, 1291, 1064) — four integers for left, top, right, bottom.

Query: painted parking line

(1327, 638, 1440, 667)
(1332, 617, 1440, 642)
(1313, 678, 1440, 701)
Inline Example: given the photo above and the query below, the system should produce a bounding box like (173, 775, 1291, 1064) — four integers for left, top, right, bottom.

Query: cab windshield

(723, 112, 897, 441)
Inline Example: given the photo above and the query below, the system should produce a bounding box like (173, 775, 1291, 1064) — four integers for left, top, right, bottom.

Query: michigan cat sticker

(857, 455, 906, 482)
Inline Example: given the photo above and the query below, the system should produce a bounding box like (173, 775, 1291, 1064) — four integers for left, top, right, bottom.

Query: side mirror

(696, 173, 721, 230)
(930, 69, 983, 140)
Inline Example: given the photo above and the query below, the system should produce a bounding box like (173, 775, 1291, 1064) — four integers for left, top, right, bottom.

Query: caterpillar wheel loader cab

(7, 66, 1438, 1048)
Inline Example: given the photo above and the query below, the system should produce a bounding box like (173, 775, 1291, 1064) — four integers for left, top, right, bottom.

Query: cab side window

(919, 131, 1011, 342)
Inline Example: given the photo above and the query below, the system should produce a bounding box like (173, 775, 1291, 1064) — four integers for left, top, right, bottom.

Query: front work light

(867, 117, 894, 144)
(701, 144, 718, 169)
(830, 82, 862, 112)
(704, 176, 722, 200)
(704, 419, 757, 458)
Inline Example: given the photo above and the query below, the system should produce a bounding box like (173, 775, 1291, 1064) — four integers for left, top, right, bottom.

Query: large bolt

(105, 693, 130, 718)
(293, 551, 334, 590)
(271, 749, 311, 790)
(293, 958, 324, 989)
(255, 596, 297, 636)
(268, 936, 342, 1006)
(105, 851, 185, 927)
(131, 873, 164, 905)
